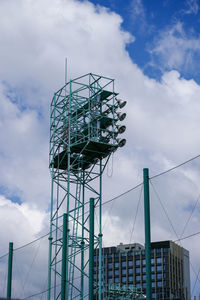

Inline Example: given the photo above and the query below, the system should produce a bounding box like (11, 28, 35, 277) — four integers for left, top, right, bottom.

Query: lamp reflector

(116, 138, 126, 147)
(116, 99, 127, 108)
(117, 112, 126, 121)
(116, 125, 126, 134)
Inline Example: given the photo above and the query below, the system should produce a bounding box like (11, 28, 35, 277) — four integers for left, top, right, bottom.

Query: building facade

(94, 241, 190, 300)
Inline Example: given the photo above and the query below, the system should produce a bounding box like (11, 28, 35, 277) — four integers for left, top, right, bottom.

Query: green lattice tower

(48, 73, 126, 300)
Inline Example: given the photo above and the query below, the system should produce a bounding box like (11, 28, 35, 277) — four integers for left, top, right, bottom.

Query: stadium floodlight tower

(48, 72, 126, 300)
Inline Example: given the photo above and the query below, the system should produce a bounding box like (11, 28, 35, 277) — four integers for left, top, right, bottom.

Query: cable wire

(150, 180, 179, 240)
(150, 154, 200, 179)
(1, 153, 200, 261)
(174, 231, 200, 242)
(128, 184, 143, 245)
(179, 192, 200, 239)
(14, 232, 50, 251)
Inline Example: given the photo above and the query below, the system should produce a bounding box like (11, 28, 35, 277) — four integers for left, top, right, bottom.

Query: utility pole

(143, 168, 152, 300)
(7, 242, 13, 299)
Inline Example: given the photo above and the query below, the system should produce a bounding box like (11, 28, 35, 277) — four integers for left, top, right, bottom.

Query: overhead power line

(150, 153, 200, 179)
(0, 153, 200, 260)
(174, 231, 200, 242)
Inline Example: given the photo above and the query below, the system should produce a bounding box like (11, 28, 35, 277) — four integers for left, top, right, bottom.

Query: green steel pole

(89, 197, 95, 300)
(65, 80, 72, 299)
(143, 168, 152, 300)
(81, 172, 85, 300)
(98, 160, 103, 299)
(61, 213, 68, 300)
(7, 242, 13, 299)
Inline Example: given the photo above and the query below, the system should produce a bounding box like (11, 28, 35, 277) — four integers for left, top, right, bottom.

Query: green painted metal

(143, 168, 152, 300)
(107, 284, 146, 299)
(98, 160, 103, 300)
(7, 242, 13, 299)
(89, 198, 94, 300)
(61, 213, 68, 300)
(48, 72, 126, 300)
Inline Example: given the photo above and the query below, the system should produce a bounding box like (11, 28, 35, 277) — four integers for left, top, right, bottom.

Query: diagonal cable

(128, 184, 143, 245)
(179, 192, 200, 239)
(150, 180, 179, 240)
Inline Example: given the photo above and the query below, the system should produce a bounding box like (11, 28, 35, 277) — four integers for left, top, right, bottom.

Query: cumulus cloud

(0, 0, 200, 296)
(149, 22, 200, 75)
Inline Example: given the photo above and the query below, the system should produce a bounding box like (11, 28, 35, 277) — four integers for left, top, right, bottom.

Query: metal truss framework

(47, 73, 126, 300)
(106, 284, 146, 300)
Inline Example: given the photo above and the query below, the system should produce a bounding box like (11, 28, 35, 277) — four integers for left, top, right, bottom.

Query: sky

(0, 0, 200, 298)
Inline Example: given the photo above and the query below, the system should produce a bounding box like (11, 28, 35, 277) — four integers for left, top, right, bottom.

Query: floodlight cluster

(100, 96, 127, 149)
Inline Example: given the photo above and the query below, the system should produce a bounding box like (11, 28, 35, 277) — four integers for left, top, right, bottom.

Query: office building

(94, 240, 190, 300)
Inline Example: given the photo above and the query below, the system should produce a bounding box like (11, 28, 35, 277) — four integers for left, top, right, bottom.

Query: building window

(151, 266, 155, 272)
(121, 269, 126, 275)
(143, 283, 146, 288)
(94, 255, 97, 262)
(142, 267, 146, 273)
(108, 270, 112, 277)
(94, 266, 96, 272)
(142, 259, 146, 265)
(156, 257, 162, 264)
(108, 262, 112, 269)
(136, 275, 140, 281)
(156, 265, 162, 272)
(151, 274, 155, 280)
(115, 262, 119, 268)
(136, 268, 140, 274)
(115, 253, 119, 258)
(157, 273, 162, 280)
(115, 270, 119, 276)
(122, 277, 126, 283)
(94, 274, 97, 279)
(157, 281, 162, 287)
(114, 277, 119, 283)
(121, 261, 126, 267)
(128, 276, 133, 282)
(128, 260, 133, 267)
(108, 278, 112, 284)
(151, 258, 155, 264)
(142, 275, 146, 281)
(128, 268, 133, 275)
(121, 252, 126, 257)
(136, 283, 141, 288)
(136, 259, 140, 266)
(152, 282, 155, 288)
(156, 248, 161, 254)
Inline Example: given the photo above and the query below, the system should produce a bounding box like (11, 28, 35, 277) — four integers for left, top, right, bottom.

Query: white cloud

(149, 22, 200, 74)
(0, 0, 200, 296)
(184, 0, 199, 15)
(131, 0, 145, 19)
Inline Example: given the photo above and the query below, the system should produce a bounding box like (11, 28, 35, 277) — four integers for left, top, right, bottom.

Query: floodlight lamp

(116, 98, 127, 109)
(116, 138, 126, 147)
(116, 125, 126, 134)
(117, 112, 126, 121)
